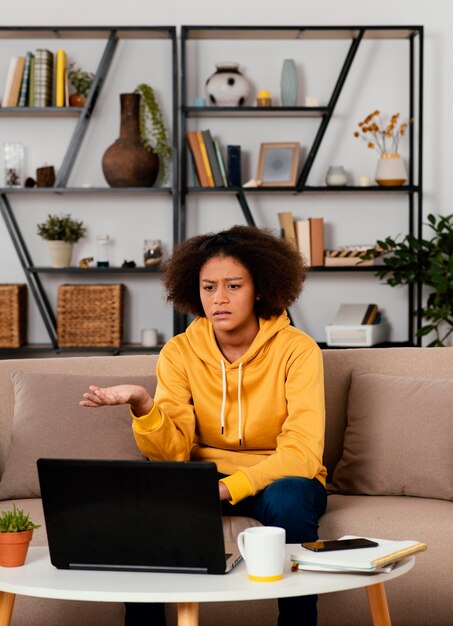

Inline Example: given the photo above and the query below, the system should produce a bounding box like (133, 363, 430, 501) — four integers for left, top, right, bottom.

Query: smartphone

(301, 538, 378, 552)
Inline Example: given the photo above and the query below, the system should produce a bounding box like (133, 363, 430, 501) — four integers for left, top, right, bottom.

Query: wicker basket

(0, 284, 28, 348)
(57, 284, 125, 348)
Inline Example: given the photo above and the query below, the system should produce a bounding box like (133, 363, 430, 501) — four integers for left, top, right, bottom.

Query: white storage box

(325, 322, 389, 347)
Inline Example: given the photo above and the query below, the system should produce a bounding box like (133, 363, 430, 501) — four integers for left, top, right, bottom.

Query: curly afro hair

(162, 225, 307, 319)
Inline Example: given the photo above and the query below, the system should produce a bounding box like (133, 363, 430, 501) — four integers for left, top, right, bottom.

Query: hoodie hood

(185, 311, 291, 369)
(185, 312, 291, 445)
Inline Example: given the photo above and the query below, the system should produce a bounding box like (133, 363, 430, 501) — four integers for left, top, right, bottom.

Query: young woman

(81, 225, 327, 626)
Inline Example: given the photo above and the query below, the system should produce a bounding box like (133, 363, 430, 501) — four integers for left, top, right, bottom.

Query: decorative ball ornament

(205, 63, 251, 106)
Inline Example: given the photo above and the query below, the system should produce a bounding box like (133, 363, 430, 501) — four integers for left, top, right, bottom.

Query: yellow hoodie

(132, 311, 327, 504)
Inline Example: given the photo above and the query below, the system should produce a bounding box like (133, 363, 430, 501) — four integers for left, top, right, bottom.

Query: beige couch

(1, 348, 452, 626)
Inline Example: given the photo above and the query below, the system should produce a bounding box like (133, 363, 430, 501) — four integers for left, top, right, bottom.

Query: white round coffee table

(0, 545, 414, 626)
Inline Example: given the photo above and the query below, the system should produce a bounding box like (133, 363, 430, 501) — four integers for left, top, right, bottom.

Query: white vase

(205, 63, 250, 106)
(47, 241, 73, 268)
(375, 153, 407, 186)
(326, 165, 347, 186)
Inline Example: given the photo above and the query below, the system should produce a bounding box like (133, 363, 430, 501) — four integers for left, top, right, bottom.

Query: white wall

(1, 1, 451, 346)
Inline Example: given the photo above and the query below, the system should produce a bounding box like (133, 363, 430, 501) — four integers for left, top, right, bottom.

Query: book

(214, 138, 228, 186)
(18, 52, 33, 107)
(309, 217, 324, 266)
(295, 218, 311, 265)
(28, 55, 36, 106)
(227, 145, 241, 187)
(3, 56, 25, 107)
(333, 303, 379, 326)
(55, 49, 67, 107)
(197, 131, 214, 187)
(290, 535, 427, 572)
(186, 131, 210, 187)
(34, 48, 53, 107)
(201, 130, 224, 187)
(278, 211, 297, 247)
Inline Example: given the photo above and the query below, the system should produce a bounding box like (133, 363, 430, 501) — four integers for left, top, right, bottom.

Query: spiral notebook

(290, 535, 427, 573)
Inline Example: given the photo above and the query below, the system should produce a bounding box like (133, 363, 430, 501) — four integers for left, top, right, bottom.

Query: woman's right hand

(79, 384, 154, 417)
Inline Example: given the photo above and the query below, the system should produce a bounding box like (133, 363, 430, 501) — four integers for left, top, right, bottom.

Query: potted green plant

(0, 504, 41, 567)
(37, 213, 86, 268)
(134, 83, 172, 184)
(362, 213, 453, 346)
(68, 63, 95, 107)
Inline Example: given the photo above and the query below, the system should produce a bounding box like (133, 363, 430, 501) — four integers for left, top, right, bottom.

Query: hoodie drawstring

(237, 362, 243, 446)
(220, 360, 226, 435)
(219, 359, 243, 446)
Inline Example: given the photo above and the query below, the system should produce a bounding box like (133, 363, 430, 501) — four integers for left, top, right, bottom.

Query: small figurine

(122, 260, 136, 268)
(79, 257, 93, 269)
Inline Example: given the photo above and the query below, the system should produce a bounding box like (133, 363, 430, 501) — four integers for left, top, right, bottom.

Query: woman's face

(199, 255, 258, 336)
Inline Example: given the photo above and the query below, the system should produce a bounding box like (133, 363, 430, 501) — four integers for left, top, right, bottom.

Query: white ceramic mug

(237, 526, 285, 582)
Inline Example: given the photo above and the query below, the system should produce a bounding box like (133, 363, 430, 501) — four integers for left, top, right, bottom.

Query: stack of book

(1, 48, 68, 108)
(186, 130, 230, 188)
(277, 211, 325, 267)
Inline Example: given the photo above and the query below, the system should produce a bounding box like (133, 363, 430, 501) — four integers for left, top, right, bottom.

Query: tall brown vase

(102, 93, 159, 187)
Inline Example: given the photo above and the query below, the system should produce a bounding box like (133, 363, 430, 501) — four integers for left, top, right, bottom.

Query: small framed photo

(256, 142, 300, 187)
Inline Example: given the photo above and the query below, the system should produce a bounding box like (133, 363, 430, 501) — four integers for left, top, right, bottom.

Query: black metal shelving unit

(0, 26, 178, 355)
(179, 25, 424, 344)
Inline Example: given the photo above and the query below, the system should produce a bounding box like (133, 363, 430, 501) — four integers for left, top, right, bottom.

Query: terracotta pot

(102, 93, 159, 188)
(69, 93, 86, 107)
(0, 529, 33, 567)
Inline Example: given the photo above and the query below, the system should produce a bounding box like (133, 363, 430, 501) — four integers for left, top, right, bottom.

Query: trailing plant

(68, 64, 94, 98)
(134, 83, 172, 184)
(37, 214, 87, 243)
(362, 213, 453, 346)
(0, 504, 41, 533)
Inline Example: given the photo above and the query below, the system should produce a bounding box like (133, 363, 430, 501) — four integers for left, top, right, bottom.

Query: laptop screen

(37, 458, 229, 574)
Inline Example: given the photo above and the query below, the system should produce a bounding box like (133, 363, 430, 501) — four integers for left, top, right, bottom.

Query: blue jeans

(125, 476, 327, 626)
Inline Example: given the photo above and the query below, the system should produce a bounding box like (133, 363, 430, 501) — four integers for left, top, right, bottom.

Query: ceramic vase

(326, 165, 347, 186)
(47, 241, 73, 268)
(280, 59, 298, 106)
(102, 93, 159, 188)
(205, 63, 250, 106)
(0, 529, 33, 567)
(375, 153, 407, 186)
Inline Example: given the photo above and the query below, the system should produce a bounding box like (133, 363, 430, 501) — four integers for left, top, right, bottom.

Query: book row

(186, 130, 241, 188)
(1, 49, 68, 108)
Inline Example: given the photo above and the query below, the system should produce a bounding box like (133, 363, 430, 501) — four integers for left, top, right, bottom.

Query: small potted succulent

(37, 213, 87, 268)
(0, 504, 41, 567)
(68, 63, 95, 107)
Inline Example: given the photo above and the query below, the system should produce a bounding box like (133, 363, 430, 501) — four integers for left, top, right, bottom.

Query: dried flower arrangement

(354, 111, 412, 156)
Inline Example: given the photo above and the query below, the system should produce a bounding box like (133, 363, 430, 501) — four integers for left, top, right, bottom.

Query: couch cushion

(329, 370, 453, 500)
(0, 372, 156, 500)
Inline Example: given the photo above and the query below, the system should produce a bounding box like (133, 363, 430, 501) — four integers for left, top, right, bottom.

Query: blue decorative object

(280, 59, 298, 106)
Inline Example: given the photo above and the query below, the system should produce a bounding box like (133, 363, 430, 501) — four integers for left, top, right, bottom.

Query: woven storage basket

(57, 284, 125, 348)
(0, 284, 28, 348)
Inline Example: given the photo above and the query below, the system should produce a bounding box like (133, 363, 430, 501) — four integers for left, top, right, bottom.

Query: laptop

(37, 458, 242, 575)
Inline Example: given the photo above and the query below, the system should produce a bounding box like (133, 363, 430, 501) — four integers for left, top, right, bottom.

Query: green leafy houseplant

(0, 504, 41, 533)
(37, 214, 86, 243)
(68, 64, 94, 98)
(363, 213, 453, 347)
(134, 83, 172, 184)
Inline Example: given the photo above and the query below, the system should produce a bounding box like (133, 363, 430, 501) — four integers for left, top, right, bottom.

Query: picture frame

(256, 142, 300, 187)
